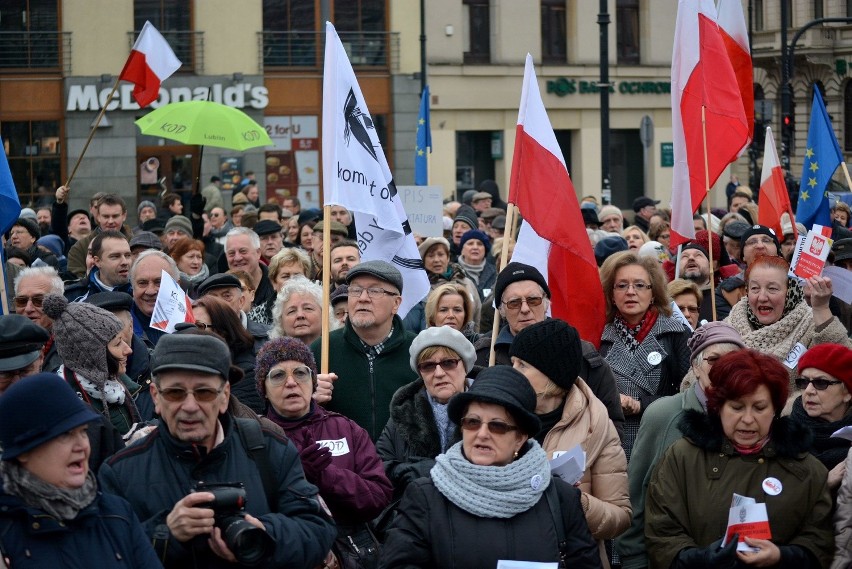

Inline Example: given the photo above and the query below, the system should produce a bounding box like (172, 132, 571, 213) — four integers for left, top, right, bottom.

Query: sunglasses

(266, 366, 313, 385)
(157, 386, 224, 402)
(460, 417, 518, 435)
(794, 377, 843, 391)
(417, 358, 461, 374)
(14, 294, 44, 308)
(502, 296, 543, 311)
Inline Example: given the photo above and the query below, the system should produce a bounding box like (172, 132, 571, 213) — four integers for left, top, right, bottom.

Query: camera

(193, 481, 276, 566)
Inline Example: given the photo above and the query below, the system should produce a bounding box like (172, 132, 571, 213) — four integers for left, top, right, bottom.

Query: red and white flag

(509, 54, 605, 347)
(757, 126, 795, 240)
(717, 0, 754, 148)
(150, 269, 195, 333)
(670, 0, 749, 246)
(119, 21, 182, 108)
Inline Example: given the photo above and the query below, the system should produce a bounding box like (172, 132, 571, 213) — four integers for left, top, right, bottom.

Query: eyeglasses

(156, 386, 224, 402)
(794, 377, 844, 391)
(14, 294, 44, 308)
(266, 366, 313, 385)
(502, 296, 544, 311)
(349, 286, 399, 299)
(417, 358, 461, 374)
(613, 282, 651, 292)
(194, 322, 215, 331)
(460, 417, 518, 435)
(334, 307, 348, 319)
(744, 236, 776, 247)
(678, 305, 700, 314)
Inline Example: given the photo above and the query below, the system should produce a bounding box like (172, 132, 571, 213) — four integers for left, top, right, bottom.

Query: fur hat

(255, 337, 318, 398)
(42, 294, 123, 384)
(509, 319, 582, 391)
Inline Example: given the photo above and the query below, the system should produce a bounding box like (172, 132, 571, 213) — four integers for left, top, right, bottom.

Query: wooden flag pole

(320, 204, 332, 375)
(0, 237, 10, 316)
(488, 203, 518, 366)
(701, 106, 717, 322)
(841, 162, 852, 191)
(65, 77, 121, 188)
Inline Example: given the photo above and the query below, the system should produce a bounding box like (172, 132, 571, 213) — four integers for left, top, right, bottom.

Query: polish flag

(670, 0, 749, 246)
(757, 126, 795, 240)
(508, 54, 605, 347)
(717, 0, 754, 148)
(119, 21, 182, 108)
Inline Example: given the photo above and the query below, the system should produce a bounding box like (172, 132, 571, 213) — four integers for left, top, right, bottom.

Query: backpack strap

(234, 418, 279, 513)
(543, 478, 569, 568)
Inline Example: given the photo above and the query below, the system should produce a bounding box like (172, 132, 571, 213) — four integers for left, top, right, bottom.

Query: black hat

(151, 333, 232, 378)
(140, 219, 165, 235)
(833, 238, 852, 263)
(330, 284, 349, 306)
(0, 314, 50, 372)
(722, 220, 750, 240)
(494, 262, 550, 308)
(447, 366, 541, 436)
(0, 373, 101, 460)
(346, 260, 404, 293)
(197, 273, 242, 297)
(509, 319, 582, 391)
(681, 242, 709, 259)
(67, 209, 91, 225)
(13, 217, 40, 240)
(739, 225, 781, 254)
(129, 231, 164, 251)
(253, 219, 282, 237)
(594, 236, 629, 266)
(453, 205, 479, 233)
(84, 291, 133, 313)
(581, 208, 600, 227)
(298, 208, 322, 225)
(633, 197, 660, 212)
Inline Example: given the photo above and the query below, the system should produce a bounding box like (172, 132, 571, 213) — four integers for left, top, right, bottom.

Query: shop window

(464, 0, 490, 64)
(0, 0, 61, 69)
(541, 0, 567, 64)
(0, 120, 61, 206)
(134, 0, 194, 71)
(616, 0, 640, 65)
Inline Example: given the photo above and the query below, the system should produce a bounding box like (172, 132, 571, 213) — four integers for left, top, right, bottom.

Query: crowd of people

(0, 177, 851, 568)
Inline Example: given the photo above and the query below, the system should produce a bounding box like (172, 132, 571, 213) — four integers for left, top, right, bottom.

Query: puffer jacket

(646, 410, 835, 569)
(0, 487, 162, 568)
(832, 448, 852, 569)
(541, 378, 631, 567)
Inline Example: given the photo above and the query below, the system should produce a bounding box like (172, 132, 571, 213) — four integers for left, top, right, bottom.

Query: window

(464, 0, 490, 64)
(1, 120, 61, 206)
(134, 0, 193, 70)
(334, 0, 387, 66)
(784, 0, 793, 27)
(814, 0, 823, 19)
(262, 0, 317, 67)
(0, 0, 61, 69)
(845, 81, 852, 151)
(754, 0, 764, 31)
(617, 0, 640, 65)
(541, 0, 567, 64)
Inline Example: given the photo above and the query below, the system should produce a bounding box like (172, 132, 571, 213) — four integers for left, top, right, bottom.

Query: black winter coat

(379, 476, 602, 569)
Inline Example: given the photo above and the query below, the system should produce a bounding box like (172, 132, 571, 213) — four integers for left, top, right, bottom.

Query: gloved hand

(670, 535, 739, 569)
(190, 192, 206, 218)
(299, 442, 332, 480)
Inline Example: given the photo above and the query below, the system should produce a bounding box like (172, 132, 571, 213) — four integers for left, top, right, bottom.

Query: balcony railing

(259, 31, 399, 72)
(128, 30, 204, 74)
(0, 31, 71, 73)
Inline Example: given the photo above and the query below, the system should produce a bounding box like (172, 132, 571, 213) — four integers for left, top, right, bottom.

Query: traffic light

(782, 111, 794, 130)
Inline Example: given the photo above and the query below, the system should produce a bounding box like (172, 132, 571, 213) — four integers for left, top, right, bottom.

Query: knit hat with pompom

(255, 337, 318, 398)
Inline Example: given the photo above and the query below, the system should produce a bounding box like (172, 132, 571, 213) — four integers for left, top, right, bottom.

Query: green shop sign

(546, 78, 671, 97)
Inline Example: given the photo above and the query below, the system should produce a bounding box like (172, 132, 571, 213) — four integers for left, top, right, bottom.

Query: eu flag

(414, 86, 431, 185)
(0, 137, 20, 235)
(796, 88, 843, 229)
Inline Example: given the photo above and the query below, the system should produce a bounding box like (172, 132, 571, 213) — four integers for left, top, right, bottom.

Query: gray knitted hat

(42, 294, 123, 384)
(164, 215, 192, 237)
(137, 200, 156, 217)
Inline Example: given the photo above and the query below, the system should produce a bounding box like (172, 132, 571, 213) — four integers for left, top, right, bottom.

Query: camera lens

(221, 516, 276, 566)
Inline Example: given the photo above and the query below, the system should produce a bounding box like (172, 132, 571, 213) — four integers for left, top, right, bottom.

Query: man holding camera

(98, 333, 335, 568)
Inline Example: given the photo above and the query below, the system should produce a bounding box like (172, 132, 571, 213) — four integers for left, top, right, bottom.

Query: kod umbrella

(134, 100, 272, 151)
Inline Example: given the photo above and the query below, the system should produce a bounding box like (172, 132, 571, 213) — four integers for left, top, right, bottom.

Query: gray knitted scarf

(426, 391, 455, 452)
(431, 440, 551, 518)
(0, 460, 97, 520)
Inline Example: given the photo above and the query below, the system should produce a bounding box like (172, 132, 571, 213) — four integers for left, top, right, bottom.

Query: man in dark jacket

(98, 333, 335, 569)
(474, 262, 626, 440)
(311, 260, 418, 441)
(63, 231, 133, 302)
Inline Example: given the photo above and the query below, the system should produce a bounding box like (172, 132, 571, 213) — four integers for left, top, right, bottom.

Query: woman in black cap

(380, 366, 602, 569)
(0, 373, 160, 567)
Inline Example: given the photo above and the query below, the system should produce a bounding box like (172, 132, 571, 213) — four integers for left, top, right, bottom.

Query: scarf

(727, 297, 814, 368)
(745, 276, 804, 330)
(180, 262, 210, 285)
(208, 221, 233, 240)
(732, 435, 771, 455)
(426, 391, 455, 453)
(457, 257, 485, 285)
(790, 397, 852, 469)
(61, 365, 125, 405)
(0, 460, 97, 521)
(613, 307, 658, 352)
(431, 440, 551, 518)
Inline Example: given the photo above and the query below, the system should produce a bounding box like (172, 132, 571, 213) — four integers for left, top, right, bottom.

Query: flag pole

(320, 204, 332, 375)
(701, 106, 717, 321)
(841, 163, 852, 191)
(0, 240, 9, 316)
(65, 77, 121, 188)
(488, 203, 518, 366)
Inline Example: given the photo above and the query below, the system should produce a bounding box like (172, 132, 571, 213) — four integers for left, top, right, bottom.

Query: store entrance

(136, 145, 199, 207)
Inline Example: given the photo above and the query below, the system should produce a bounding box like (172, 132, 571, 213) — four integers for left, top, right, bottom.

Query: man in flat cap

(0, 314, 50, 395)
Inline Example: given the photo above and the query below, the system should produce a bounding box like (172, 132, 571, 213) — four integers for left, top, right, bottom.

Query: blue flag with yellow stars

(414, 86, 431, 185)
(796, 88, 843, 229)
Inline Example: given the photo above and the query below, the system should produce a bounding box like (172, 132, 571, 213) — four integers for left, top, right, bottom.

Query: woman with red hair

(646, 349, 833, 568)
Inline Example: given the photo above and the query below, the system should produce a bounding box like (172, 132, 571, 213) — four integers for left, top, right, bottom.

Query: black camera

(193, 481, 276, 566)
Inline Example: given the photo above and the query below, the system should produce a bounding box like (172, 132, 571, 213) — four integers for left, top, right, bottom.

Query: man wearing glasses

(13, 266, 65, 373)
(99, 333, 335, 569)
(311, 260, 418, 441)
(473, 262, 625, 440)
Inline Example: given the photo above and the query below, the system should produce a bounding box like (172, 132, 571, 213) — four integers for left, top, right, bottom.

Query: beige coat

(541, 378, 631, 567)
(833, 447, 852, 569)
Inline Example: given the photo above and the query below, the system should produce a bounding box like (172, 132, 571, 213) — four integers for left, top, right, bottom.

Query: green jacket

(646, 411, 834, 569)
(616, 386, 704, 569)
(311, 315, 417, 441)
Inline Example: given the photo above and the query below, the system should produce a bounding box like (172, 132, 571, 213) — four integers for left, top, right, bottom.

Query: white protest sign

(398, 185, 444, 238)
(150, 270, 195, 333)
(549, 444, 586, 486)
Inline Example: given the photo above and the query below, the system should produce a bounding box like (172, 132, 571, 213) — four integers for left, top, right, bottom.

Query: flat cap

(197, 273, 243, 297)
(151, 333, 232, 378)
(129, 231, 164, 251)
(833, 238, 852, 262)
(0, 314, 50, 371)
(346, 259, 403, 293)
(633, 196, 660, 212)
(253, 219, 282, 237)
(84, 291, 134, 313)
(471, 191, 492, 203)
(313, 220, 349, 237)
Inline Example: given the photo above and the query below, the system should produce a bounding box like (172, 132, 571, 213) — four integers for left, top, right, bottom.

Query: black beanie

(494, 262, 550, 308)
(739, 225, 781, 254)
(509, 319, 582, 391)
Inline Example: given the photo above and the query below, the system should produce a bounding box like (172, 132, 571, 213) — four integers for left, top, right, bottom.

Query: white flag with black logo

(322, 21, 428, 317)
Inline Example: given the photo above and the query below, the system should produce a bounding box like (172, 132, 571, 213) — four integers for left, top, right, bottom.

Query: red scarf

(732, 435, 770, 455)
(633, 307, 659, 344)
